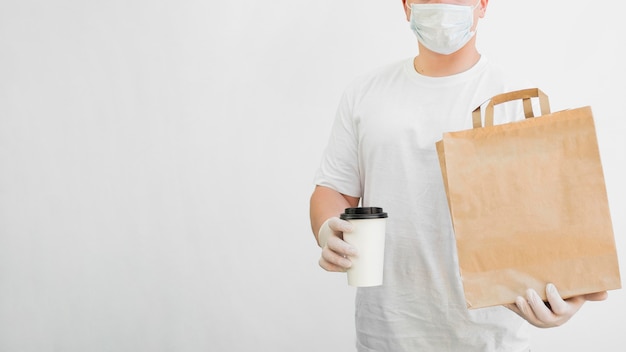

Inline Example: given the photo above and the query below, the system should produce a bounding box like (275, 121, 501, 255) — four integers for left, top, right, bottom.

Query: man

(309, 0, 607, 350)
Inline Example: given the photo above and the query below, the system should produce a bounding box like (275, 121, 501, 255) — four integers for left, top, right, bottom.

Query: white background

(0, 0, 624, 351)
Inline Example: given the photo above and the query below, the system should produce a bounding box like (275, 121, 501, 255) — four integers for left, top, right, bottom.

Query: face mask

(409, 0, 480, 55)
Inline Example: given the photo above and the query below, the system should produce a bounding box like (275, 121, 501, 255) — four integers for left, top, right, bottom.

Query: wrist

(317, 218, 333, 248)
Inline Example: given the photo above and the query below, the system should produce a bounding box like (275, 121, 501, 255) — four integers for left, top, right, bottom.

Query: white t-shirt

(314, 56, 535, 351)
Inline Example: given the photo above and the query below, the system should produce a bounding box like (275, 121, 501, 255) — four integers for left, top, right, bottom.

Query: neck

(413, 41, 481, 77)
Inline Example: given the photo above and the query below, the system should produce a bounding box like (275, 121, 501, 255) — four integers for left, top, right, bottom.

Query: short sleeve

(313, 87, 362, 198)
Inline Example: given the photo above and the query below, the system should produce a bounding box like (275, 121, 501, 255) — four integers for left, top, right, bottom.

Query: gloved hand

(317, 217, 358, 272)
(505, 283, 608, 328)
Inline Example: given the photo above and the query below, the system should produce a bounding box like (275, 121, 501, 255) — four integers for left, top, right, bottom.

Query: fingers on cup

(320, 246, 352, 272)
(319, 256, 347, 272)
(329, 217, 353, 233)
(327, 235, 357, 257)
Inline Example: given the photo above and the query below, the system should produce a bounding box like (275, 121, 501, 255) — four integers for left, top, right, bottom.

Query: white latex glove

(506, 283, 608, 328)
(317, 217, 357, 272)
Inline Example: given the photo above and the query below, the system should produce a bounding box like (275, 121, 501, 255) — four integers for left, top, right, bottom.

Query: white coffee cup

(340, 207, 388, 287)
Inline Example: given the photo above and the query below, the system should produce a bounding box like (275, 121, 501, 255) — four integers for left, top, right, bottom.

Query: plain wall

(0, 0, 624, 351)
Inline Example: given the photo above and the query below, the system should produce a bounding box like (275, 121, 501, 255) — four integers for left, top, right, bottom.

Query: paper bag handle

(472, 88, 551, 128)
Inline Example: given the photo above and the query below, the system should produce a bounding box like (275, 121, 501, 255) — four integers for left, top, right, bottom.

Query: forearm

(309, 185, 360, 245)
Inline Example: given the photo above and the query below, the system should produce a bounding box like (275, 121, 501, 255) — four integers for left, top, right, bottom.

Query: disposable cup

(340, 207, 388, 287)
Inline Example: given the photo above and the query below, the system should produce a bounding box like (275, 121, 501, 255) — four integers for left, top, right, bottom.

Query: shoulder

(346, 58, 412, 91)
(339, 58, 412, 103)
(480, 56, 536, 92)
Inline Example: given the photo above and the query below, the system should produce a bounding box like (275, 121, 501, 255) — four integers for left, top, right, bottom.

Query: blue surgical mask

(409, 0, 480, 55)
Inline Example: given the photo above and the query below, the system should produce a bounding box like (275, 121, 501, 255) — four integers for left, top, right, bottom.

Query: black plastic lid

(340, 207, 388, 220)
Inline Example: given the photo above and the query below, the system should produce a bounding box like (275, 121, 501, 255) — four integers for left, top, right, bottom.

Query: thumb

(583, 291, 608, 302)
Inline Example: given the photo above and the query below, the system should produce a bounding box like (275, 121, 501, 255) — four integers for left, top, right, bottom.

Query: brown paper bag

(436, 88, 621, 309)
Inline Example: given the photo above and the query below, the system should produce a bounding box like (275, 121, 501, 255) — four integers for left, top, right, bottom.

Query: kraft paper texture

(436, 89, 622, 309)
